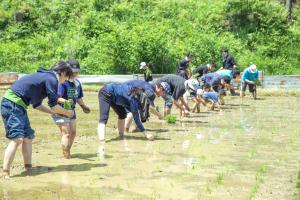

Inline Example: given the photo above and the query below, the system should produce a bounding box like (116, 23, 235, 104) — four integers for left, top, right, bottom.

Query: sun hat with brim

(160, 82, 170, 92)
(140, 62, 147, 69)
(185, 79, 200, 92)
(197, 89, 204, 96)
(248, 64, 258, 73)
(67, 59, 80, 72)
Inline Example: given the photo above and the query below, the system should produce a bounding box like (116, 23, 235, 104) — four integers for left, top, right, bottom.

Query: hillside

(0, 0, 299, 74)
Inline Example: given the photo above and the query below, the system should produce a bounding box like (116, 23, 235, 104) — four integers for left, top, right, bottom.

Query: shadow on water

(226, 103, 250, 107)
(180, 120, 208, 124)
(106, 135, 170, 143)
(72, 153, 112, 161)
(254, 97, 265, 101)
(13, 163, 103, 177)
(146, 128, 169, 133)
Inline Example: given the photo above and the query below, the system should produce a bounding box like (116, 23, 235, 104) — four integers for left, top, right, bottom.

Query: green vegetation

(164, 114, 177, 123)
(0, 0, 299, 74)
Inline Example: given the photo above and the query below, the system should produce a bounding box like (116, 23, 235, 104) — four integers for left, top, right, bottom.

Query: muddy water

(0, 91, 300, 200)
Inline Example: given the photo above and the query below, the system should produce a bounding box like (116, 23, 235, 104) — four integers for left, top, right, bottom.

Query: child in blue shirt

(202, 85, 226, 112)
(52, 59, 90, 159)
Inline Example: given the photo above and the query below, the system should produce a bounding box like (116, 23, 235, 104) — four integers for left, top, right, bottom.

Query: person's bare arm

(245, 79, 255, 84)
(186, 68, 192, 79)
(149, 105, 163, 120)
(51, 105, 74, 118)
(174, 99, 189, 116)
(179, 97, 190, 111)
(77, 98, 91, 113)
(35, 104, 55, 115)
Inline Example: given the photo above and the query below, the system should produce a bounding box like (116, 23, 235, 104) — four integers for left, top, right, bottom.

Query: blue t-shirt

(216, 69, 233, 79)
(241, 68, 259, 82)
(200, 73, 221, 86)
(106, 83, 145, 132)
(10, 68, 59, 108)
(203, 92, 219, 103)
(125, 80, 155, 93)
(58, 79, 83, 108)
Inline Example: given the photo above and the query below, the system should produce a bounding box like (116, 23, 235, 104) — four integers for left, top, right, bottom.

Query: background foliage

(0, 0, 299, 74)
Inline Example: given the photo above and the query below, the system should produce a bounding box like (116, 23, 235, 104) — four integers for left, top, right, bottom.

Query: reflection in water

(239, 106, 255, 134)
(2, 188, 10, 200)
(196, 134, 204, 140)
(98, 142, 106, 167)
(183, 157, 196, 167)
(182, 140, 190, 150)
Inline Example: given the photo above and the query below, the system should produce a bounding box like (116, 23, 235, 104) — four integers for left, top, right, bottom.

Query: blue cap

(160, 82, 170, 92)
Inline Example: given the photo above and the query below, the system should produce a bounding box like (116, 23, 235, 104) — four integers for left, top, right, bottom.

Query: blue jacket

(125, 80, 155, 92)
(241, 68, 259, 82)
(200, 73, 221, 86)
(10, 68, 59, 108)
(106, 83, 145, 132)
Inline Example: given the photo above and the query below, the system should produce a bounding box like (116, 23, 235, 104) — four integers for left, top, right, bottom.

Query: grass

(164, 114, 177, 124)
(0, 89, 300, 199)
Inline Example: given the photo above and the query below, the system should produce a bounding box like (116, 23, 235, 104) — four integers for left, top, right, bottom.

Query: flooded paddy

(0, 89, 300, 200)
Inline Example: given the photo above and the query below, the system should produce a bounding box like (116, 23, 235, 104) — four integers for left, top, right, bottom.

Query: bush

(0, 0, 299, 75)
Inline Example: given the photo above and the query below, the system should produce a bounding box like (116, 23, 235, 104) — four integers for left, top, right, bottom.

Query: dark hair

(186, 52, 193, 57)
(221, 48, 228, 52)
(219, 89, 227, 96)
(51, 61, 73, 77)
(148, 63, 154, 71)
(223, 76, 231, 84)
(203, 84, 211, 90)
(210, 63, 217, 68)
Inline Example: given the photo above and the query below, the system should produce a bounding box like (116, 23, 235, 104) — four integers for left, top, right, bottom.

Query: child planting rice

(202, 85, 226, 112)
(52, 59, 90, 159)
(1, 61, 74, 179)
(183, 79, 206, 113)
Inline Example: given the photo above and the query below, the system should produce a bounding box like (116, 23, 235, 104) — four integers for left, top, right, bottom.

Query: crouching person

(183, 79, 206, 113)
(155, 74, 191, 117)
(201, 85, 226, 112)
(97, 82, 157, 143)
(124, 80, 170, 133)
(240, 64, 259, 99)
(1, 61, 74, 179)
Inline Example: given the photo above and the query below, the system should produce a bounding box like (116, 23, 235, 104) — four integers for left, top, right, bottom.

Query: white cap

(196, 89, 204, 96)
(249, 64, 257, 73)
(140, 62, 147, 69)
(185, 79, 200, 91)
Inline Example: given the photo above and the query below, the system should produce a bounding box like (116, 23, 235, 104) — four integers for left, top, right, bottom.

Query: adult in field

(240, 64, 259, 99)
(124, 79, 170, 132)
(140, 62, 153, 83)
(220, 48, 238, 95)
(155, 74, 190, 117)
(176, 53, 193, 80)
(97, 82, 162, 142)
(192, 63, 216, 79)
(1, 61, 74, 179)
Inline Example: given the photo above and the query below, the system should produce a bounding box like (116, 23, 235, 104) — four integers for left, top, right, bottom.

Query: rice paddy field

(0, 87, 300, 200)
